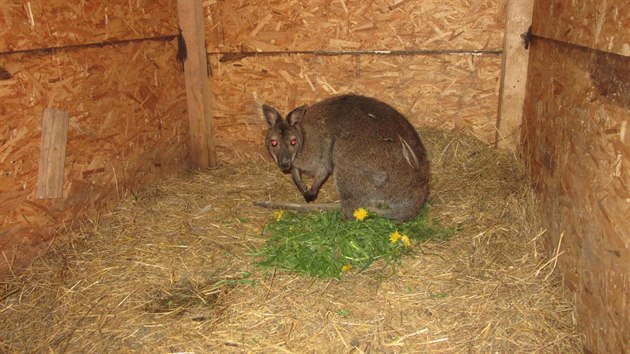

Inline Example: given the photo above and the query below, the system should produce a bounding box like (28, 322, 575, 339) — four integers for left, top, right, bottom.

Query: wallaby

(262, 94, 430, 222)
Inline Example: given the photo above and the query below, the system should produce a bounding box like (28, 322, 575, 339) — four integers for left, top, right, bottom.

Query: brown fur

(263, 94, 430, 222)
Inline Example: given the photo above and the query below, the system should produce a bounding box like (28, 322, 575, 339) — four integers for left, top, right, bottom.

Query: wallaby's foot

(303, 191, 318, 202)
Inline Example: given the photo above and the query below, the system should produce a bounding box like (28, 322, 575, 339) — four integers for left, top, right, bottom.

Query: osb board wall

(0, 0, 188, 275)
(533, 0, 630, 57)
(203, 0, 506, 158)
(210, 54, 500, 158)
(204, 0, 505, 52)
(522, 40, 629, 354)
(0, 0, 177, 52)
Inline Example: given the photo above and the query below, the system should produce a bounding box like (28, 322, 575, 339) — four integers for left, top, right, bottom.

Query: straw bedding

(0, 129, 583, 352)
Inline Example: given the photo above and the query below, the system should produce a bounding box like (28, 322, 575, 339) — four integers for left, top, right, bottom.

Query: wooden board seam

(0, 34, 178, 57)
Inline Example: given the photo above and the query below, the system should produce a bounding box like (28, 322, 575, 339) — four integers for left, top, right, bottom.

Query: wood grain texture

(496, 0, 533, 150)
(532, 0, 630, 56)
(178, 0, 217, 169)
(523, 39, 630, 354)
(36, 108, 69, 199)
(204, 0, 505, 52)
(0, 39, 189, 275)
(0, 0, 178, 53)
(209, 53, 501, 159)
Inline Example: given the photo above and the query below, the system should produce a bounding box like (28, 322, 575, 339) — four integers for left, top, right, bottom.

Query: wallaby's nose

(278, 158, 292, 172)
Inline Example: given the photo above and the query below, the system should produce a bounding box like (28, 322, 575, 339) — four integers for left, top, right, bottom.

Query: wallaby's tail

(253, 200, 340, 212)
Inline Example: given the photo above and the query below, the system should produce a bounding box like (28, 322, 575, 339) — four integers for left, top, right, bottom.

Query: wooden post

(496, 0, 535, 150)
(37, 108, 69, 199)
(177, 0, 217, 169)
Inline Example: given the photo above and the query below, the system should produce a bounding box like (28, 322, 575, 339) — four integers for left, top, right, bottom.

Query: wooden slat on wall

(36, 108, 69, 199)
(533, 0, 630, 56)
(522, 39, 630, 354)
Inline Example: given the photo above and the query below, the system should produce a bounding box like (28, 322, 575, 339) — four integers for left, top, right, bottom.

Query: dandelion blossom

(353, 207, 368, 221)
(274, 210, 285, 222)
(389, 230, 401, 243)
(401, 234, 411, 248)
(342, 264, 353, 272)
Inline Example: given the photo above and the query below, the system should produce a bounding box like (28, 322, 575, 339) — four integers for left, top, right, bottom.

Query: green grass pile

(253, 206, 455, 279)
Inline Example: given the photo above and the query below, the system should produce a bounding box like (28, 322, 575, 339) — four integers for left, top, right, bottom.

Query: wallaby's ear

(287, 105, 307, 126)
(262, 104, 281, 127)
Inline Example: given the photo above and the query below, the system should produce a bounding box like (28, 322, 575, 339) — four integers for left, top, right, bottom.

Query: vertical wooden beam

(496, 0, 535, 150)
(37, 108, 69, 199)
(177, 0, 217, 169)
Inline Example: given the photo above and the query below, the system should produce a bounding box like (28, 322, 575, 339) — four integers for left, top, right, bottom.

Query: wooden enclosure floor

(0, 129, 584, 353)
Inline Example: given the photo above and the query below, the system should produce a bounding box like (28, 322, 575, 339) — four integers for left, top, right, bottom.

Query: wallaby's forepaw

(304, 191, 318, 202)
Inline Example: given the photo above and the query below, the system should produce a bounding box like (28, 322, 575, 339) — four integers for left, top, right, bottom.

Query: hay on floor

(0, 129, 583, 353)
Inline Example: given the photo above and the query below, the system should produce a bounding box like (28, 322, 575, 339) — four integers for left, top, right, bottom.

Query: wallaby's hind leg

(367, 204, 414, 223)
(370, 187, 429, 222)
(335, 165, 426, 221)
(339, 194, 410, 221)
(333, 169, 359, 220)
(339, 200, 353, 220)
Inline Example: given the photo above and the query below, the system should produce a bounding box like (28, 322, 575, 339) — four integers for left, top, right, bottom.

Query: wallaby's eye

(290, 138, 297, 146)
(270, 139, 278, 147)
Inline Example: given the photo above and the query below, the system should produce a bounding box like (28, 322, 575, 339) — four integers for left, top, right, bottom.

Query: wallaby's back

(292, 94, 430, 221)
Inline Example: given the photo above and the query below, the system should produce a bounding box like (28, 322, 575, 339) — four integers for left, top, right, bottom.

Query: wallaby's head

(262, 104, 307, 172)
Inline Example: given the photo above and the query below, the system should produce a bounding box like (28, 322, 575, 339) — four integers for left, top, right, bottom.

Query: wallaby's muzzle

(277, 156, 292, 172)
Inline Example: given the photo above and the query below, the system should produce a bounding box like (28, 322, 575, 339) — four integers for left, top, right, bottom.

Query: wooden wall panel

(205, 0, 506, 153)
(204, 0, 505, 52)
(0, 0, 177, 52)
(209, 53, 501, 159)
(533, 0, 630, 56)
(0, 39, 189, 275)
(522, 39, 629, 354)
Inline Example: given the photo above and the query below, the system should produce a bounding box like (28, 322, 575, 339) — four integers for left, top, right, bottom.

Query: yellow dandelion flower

(342, 264, 353, 272)
(401, 235, 411, 248)
(353, 207, 368, 221)
(274, 210, 284, 222)
(389, 230, 401, 244)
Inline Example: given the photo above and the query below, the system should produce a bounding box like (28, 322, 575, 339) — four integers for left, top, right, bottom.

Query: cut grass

(253, 205, 455, 279)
